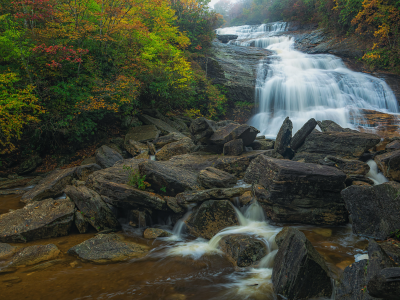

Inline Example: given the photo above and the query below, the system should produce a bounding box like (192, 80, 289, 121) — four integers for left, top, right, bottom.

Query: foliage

(123, 165, 151, 190)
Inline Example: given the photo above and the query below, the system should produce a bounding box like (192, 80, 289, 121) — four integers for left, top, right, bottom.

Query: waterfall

(366, 159, 389, 184)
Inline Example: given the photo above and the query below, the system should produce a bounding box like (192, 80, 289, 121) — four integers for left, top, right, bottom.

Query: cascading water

(219, 22, 399, 138)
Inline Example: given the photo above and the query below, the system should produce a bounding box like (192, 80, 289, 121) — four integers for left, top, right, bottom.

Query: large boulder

(139, 160, 202, 196)
(317, 120, 357, 133)
(250, 139, 274, 150)
(290, 118, 317, 151)
(124, 139, 148, 157)
(153, 132, 186, 148)
(74, 211, 90, 233)
(272, 227, 332, 299)
(319, 155, 370, 175)
(138, 114, 180, 135)
(143, 228, 172, 239)
(274, 117, 293, 156)
(67, 234, 147, 263)
(155, 137, 195, 161)
(7, 244, 60, 268)
(21, 167, 77, 203)
(189, 117, 217, 144)
(209, 124, 259, 146)
(368, 267, 400, 300)
(223, 139, 243, 156)
(374, 150, 400, 181)
(198, 167, 237, 189)
(65, 185, 120, 232)
(124, 125, 160, 143)
(244, 155, 347, 225)
(295, 131, 380, 159)
(386, 140, 400, 152)
(336, 240, 397, 300)
(216, 34, 238, 43)
(0, 198, 75, 243)
(95, 145, 123, 169)
(219, 234, 267, 267)
(185, 200, 240, 239)
(74, 164, 101, 181)
(341, 181, 400, 239)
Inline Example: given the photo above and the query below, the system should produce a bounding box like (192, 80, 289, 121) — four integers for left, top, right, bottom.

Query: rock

(341, 182, 400, 239)
(0, 176, 36, 190)
(153, 132, 187, 148)
(80, 157, 96, 165)
(216, 34, 238, 43)
(23, 259, 64, 273)
(121, 115, 141, 128)
(128, 209, 149, 228)
(317, 120, 357, 132)
(67, 234, 147, 263)
(296, 131, 381, 159)
(185, 200, 239, 239)
(336, 240, 397, 300)
(250, 139, 274, 150)
(17, 155, 42, 175)
(274, 117, 293, 156)
(210, 124, 259, 146)
(374, 150, 400, 181)
(386, 140, 400, 152)
(379, 240, 400, 264)
(147, 142, 156, 155)
(95, 145, 123, 169)
(155, 137, 195, 161)
(0, 243, 17, 260)
(0, 198, 75, 243)
(244, 155, 347, 225)
(74, 164, 101, 181)
(223, 139, 243, 156)
(74, 211, 90, 233)
(198, 167, 237, 189)
(292, 152, 328, 163)
(124, 139, 148, 156)
(138, 114, 180, 135)
(165, 196, 183, 213)
(8, 244, 60, 268)
(134, 151, 150, 159)
(21, 168, 77, 203)
(65, 185, 120, 232)
(189, 117, 216, 144)
(139, 160, 202, 196)
(143, 228, 172, 239)
(319, 155, 370, 175)
(238, 191, 253, 206)
(125, 125, 160, 143)
(272, 227, 332, 299)
(368, 267, 400, 300)
(219, 234, 267, 267)
(290, 118, 317, 151)
(176, 187, 249, 208)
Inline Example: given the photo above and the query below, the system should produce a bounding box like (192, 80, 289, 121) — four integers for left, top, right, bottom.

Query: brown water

(0, 194, 24, 215)
(0, 195, 368, 300)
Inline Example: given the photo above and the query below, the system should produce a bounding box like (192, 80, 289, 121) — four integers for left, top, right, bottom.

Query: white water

(218, 22, 399, 138)
(366, 159, 389, 184)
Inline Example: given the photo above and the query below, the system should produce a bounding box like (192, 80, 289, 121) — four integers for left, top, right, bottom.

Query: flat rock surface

(8, 244, 60, 268)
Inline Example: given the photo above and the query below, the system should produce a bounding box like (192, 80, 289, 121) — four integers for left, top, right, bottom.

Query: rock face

(95, 145, 124, 169)
(155, 137, 195, 161)
(185, 200, 240, 239)
(0, 198, 75, 243)
(189, 117, 216, 144)
(65, 185, 120, 232)
(374, 150, 400, 181)
(296, 131, 380, 159)
(368, 267, 400, 300)
(198, 167, 237, 189)
(210, 124, 259, 146)
(219, 234, 267, 267)
(290, 118, 317, 151)
(336, 240, 397, 300)
(153, 132, 186, 148)
(21, 167, 77, 203)
(74, 211, 90, 233)
(125, 125, 160, 143)
(272, 227, 332, 300)
(139, 160, 202, 196)
(274, 117, 293, 156)
(8, 244, 60, 268)
(341, 182, 400, 239)
(244, 155, 347, 225)
(216, 34, 238, 43)
(223, 139, 243, 156)
(67, 234, 147, 263)
(143, 228, 172, 239)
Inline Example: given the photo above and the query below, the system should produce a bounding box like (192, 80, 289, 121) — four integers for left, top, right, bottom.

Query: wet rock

(198, 167, 237, 189)
(95, 145, 123, 169)
(128, 209, 149, 228)
(8, 244, 60, 268)
(244, 155, 347, 225)
(374, 150, 400, 181)
(17, 155, 42, 175)
(67, 233, 147, 263)
(189, 117, 216, 144)
(74, 164, 101, 181)
(336, 240, 396, 300)
(319, 155, 370, 175)
(317, 120, 357, 133)
(165, 196, 183, 214)
(139, 160, 202, 196)
(185, 200, 240, 239)
(210, 124, 259, 146)
(138, 114, 180, 135)
(272, 227, 332, 299)
(296, 131, 380, 159)
(74, 211, 90, 233)
(250, 139, 274, 150)
(147, 142, 156, 155)
(153, 132, 187, 149)
(23, 259, 65, 273)
(143, 228, 172, 239)
(134, 151, 150, 159)
(216, 34, 238, 43)
(238, 191, 253, 206)
(176, 187, 249, 208)
(21, 168, 77, 203)
(219, 234, 267, 267)
(379, 240, 400, 264)
(386, 140, 400, 152)
(65, 185, 120, 232)
(274, 117, 293, 156)
(155, 137, 196, 161)
(124, 139, 148, 156)
(223, 139, 243, 156)
(0, 176, 36, 190)
(368, 267, 400, 300)
(0, 243, 17, 260)
(290, 118, 317, 151)
(341, 182, 400, 239)
(0, 198, 75, 243)
(125, 125, 160, 143)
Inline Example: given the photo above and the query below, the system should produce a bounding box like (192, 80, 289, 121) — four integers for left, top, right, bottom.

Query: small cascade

(366, 159, 389, 184)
